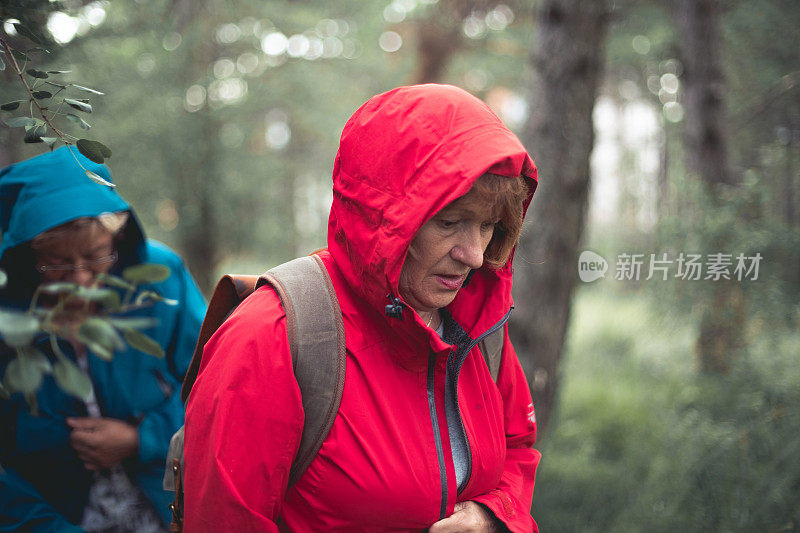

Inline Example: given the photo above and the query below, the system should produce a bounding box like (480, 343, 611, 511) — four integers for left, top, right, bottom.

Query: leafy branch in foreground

(0, 264, 175, 412)
(0, 22, 114, 188)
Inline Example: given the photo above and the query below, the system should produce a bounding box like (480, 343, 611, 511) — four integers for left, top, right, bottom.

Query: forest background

(1, 0, 798, 530)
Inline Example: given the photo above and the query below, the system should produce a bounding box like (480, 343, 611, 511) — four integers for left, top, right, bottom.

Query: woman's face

(398, 187, 498, 315)
(34, 224, 115, 287)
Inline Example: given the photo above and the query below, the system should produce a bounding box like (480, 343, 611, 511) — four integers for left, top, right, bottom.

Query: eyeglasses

(36, 251, 118, 274)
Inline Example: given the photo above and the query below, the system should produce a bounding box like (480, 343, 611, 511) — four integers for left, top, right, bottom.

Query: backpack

(164, 253, 505, 531)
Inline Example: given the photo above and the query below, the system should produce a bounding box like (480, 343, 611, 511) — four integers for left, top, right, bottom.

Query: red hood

(327, 84, 537, 337)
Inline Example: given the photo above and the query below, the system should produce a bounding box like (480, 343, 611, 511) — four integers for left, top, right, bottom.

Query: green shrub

(534, 289, 800, 533)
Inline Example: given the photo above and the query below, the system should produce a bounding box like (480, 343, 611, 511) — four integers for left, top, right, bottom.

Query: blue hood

(0, 146, 146, 304)
(0, 146, 138, 260)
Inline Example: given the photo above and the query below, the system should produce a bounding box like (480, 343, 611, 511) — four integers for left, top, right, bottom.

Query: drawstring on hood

(384, 295, 406, 319)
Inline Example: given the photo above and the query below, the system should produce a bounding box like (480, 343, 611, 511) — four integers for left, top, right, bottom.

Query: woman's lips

(435, 274, 466, 291)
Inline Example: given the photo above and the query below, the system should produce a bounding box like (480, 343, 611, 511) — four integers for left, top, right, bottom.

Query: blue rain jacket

(0, 147, 206, 531)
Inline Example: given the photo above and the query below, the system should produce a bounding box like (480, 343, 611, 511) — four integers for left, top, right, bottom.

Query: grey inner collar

(440, 309, 474, 492)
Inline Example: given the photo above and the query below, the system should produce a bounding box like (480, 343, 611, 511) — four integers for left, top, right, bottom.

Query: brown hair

(470, 173, 529, 270)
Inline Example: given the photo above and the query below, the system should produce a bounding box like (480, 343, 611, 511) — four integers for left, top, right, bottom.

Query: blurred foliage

(539, 0, 799, 527)
(654, 171, 800, 324)
(2, 0, 536, 288)
(0, 266, 175, 409)
(0, 29, 114, 183)
(535, 288, 800, 531)
(588, 0, 799, 356)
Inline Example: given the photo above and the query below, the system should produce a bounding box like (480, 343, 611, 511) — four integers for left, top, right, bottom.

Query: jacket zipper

(453, 307, 513, 495)
(427, 349, 448, 520)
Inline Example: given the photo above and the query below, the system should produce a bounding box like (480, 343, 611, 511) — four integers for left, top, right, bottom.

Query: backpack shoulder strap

(478, 327, 504, 382)
(258, 254, 346, 488)
(181, 274, 260, 403)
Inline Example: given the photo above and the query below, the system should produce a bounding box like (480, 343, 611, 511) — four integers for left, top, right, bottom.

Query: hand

(429, 501, 501, 533)
(67, 417, 139, 471)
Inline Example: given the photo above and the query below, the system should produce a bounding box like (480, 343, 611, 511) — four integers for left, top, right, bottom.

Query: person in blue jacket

(0, 146, 206, 532)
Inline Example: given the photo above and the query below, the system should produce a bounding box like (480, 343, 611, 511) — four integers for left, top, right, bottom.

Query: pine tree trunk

(175, 107, 219, 294)
(673, 0, 745, 373)
(674, 0, 733, 188)
(168, 0, 220, 294)
(511, 0, 611, 438)
(412, 0, 468, 84)
(784, 121, 795, 227)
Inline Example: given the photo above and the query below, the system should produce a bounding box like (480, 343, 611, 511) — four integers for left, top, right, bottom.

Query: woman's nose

(451, 228, 486, 270)
(66, 267, 95, 287)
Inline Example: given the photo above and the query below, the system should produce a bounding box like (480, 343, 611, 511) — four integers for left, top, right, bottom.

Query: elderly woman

(0, 147, 206, 532)
(184, 84, 540, 532)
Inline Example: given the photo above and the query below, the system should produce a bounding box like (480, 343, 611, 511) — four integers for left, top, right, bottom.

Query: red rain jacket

(184, 84, 541, 532)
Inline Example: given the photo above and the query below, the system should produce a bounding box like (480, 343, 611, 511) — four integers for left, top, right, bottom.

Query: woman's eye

(438, 219, 458, 229)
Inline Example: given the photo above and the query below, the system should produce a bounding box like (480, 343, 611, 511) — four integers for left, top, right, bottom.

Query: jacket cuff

(471, 490, 534, 533)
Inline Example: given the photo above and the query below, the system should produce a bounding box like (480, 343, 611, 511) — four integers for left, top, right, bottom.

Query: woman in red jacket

(184, 84, 541, 532)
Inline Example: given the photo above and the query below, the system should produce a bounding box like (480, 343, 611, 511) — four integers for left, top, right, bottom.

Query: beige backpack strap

(258, 254, 346, 488)
(478, 327, 504, 382)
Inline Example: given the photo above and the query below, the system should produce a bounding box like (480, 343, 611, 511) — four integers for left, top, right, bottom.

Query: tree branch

(1, 39, 71, 144)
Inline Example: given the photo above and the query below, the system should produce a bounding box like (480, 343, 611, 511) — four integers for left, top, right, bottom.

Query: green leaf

(2, 358, 43, 394)
(98, 142, 111, 157)
(123, 329, 165, 358)
(41, 137, 58, 148)
(78, 317, 125, 360)
(108, 316, 158, 330)
(96, 273, 134, 290)
(39, 282, 79, 295)
(12, 22, 42, 45)
(75, 286, 121, 309)
(72, 84, 104, 96)
(123, 264, 171, 284)
(0, 268, 7, 288)
(47, 70, 72, 74)
(0, 310, 40, 347)
(66, 113, 91, 130)
(32, 91, 52, 99)
(64, 98, 92, 113)
(11, 50, 30, 62)
(86, 170, 115, 188)
(0, 54, 5, 72)
(45, 81, 68, 89)
(24, 123, 47, 143)
(26, 69, 49, 79)
(53, 358, 92, 401)
(1, 101, 22, 111)
(18, 346, 53, 375)
(135, 290, 178, 306)
(76, 139, 110, 163)
(4, 117, 37, 128)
